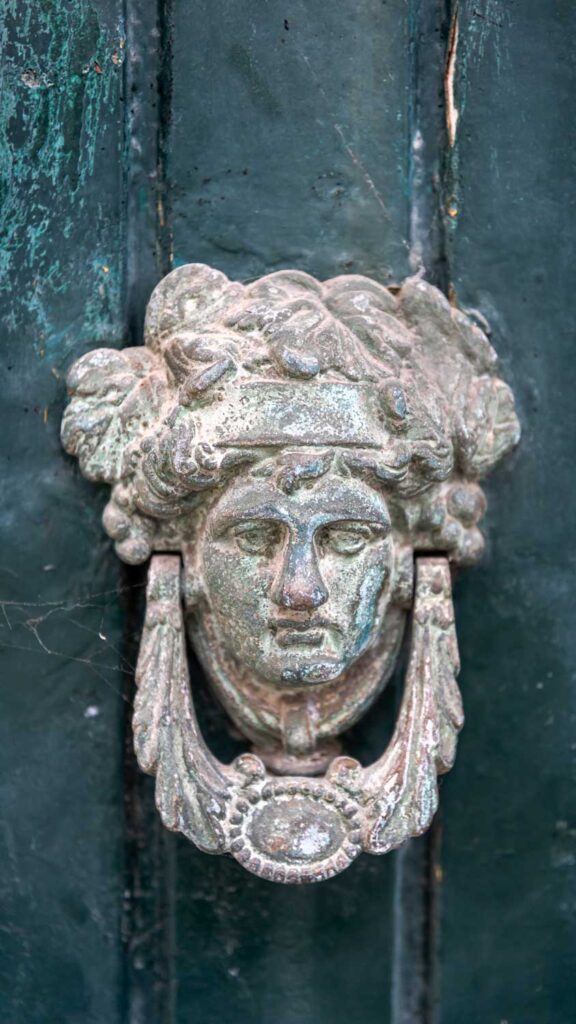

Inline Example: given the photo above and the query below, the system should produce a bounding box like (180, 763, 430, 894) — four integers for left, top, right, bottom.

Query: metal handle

(61, 263, 519, 883)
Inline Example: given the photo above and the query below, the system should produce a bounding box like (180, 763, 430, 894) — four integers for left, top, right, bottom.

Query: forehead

(207, 470, 390, 526)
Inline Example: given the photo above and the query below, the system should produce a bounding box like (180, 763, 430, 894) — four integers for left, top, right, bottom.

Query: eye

(232, 520, 283, 557)
(317, 522, 375, 556)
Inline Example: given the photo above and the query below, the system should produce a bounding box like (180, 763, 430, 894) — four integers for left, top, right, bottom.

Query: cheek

(202, 544, 273, 623)
(321, 542, 393, 611)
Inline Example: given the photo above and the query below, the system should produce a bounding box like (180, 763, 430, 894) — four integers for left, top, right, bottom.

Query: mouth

(269, 618, 330, 649)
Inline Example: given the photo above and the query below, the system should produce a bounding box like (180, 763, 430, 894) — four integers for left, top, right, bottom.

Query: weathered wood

(121, 6, 176, 1022)
(3, 1, 574, 1021)
(164, 1, 413, 1020)
(0, 2, 127, 1021)
(438, 2, 576, 1021)
(168, 0, 412, 284)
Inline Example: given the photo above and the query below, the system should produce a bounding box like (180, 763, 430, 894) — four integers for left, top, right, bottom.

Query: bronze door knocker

(62, 265, 519, 882)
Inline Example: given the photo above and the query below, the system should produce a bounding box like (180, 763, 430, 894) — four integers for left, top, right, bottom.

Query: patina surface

(61, 263, 519, 881)
(131, 552, 460, 882)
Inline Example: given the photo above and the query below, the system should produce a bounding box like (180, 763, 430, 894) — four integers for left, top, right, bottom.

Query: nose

(271, 538, 328, 611)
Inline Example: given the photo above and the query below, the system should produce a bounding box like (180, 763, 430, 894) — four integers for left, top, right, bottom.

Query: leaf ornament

(61, 347, 166, 483)
(363, 557, 463, 854)
(133, 555, 230, 853)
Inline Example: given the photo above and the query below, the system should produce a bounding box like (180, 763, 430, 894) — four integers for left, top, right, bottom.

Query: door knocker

(62, 265, 519, 882)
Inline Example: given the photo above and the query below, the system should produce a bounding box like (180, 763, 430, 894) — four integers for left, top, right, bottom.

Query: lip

(269, 618, 330, 649)
(274, 629, 325, 648)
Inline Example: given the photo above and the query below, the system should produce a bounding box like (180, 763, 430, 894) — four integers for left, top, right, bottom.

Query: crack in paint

(444, 8, 460, 148)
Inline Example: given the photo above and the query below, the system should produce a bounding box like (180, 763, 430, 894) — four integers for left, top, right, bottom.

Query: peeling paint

(0, 0, 125, 349)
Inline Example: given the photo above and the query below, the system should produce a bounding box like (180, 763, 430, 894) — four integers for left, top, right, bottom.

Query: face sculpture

(185, 454, 408, 767)
(200, 469, 393, 687)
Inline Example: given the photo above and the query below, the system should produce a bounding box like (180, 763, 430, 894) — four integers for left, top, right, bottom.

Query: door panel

(0, 3, 127, 1022)
(166, 4, 411, 1022)
(439, 3, 576, 1021)
(1, 3, 574, 1023)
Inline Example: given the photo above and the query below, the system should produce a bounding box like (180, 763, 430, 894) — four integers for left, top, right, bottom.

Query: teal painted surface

(0, 3, 128, 1021)
(1, 1, 575, 1022)
(165, 4, 413, 1021)
(168, 0, 412, 285)
(0, 1, 125, 347)
(438, 2, 576, 1021)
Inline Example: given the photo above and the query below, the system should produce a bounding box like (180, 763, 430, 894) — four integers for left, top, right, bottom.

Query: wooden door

(1, 2, 574, 1021)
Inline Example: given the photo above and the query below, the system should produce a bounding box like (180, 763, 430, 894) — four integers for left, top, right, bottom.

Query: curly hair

(62, 265, 519, 565)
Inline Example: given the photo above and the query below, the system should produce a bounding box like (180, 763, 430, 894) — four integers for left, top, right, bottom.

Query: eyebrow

(210, 505, 390, 536)
(209, 505, 288, 536)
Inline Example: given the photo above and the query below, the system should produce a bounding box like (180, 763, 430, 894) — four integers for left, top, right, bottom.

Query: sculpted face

(198, 469, 395, 687)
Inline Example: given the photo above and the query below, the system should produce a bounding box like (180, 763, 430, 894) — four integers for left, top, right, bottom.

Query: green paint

(1, 1, 574, 1021)
(0, 0, 125, 348)
(440, 2, 576, 1022)
(0, 3, 128, 1022)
